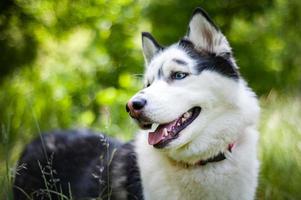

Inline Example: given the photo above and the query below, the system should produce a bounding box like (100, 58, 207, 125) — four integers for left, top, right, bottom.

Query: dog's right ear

(142, 32, 162, 65)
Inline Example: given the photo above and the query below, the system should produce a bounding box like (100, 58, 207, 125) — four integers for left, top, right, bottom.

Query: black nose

(132, 99, 146, 110)
(132, 98, 146, 110)
(126, 98, 147, 112)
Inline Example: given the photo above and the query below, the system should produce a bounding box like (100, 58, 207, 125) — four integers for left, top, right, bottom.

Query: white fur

(132, 9, 260, 200)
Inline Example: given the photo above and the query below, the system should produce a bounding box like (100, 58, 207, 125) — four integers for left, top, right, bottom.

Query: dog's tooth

(163, 128, 168, 136)
(183, 112, 189, 118)
(181, 118, 186, 123)
(177, 122, 181, 126)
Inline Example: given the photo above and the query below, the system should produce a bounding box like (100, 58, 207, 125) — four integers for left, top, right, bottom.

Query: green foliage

(0, 0, 301, 199)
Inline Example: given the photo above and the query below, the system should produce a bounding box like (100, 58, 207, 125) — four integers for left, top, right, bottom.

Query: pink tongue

(148, 120, 177, 145)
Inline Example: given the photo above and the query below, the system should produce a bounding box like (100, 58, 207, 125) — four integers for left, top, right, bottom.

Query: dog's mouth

(148, 107, 201, 148)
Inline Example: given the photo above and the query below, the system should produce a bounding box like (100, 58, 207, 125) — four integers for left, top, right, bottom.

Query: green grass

(1, 93, 301, 199)
(257, 93, 301, 199)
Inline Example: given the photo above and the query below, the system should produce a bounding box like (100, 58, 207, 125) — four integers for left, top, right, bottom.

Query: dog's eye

(171, 72, 189, 80)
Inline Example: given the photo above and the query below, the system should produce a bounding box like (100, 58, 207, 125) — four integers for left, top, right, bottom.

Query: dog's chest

(139, 161, 236, 200)
(134, 133, 258, 200)
(142, 168, 209, 200)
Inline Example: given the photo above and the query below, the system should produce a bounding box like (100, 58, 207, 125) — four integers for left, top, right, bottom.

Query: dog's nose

(126, 98, 147, 113)
(132, 98, 147, 110)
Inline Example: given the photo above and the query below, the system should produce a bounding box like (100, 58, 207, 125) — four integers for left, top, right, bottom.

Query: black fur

(172, 58, 188, 66)
(110, 142, 144, 200)
(13, 129, 143, 200)
(179, 39, 239, 79)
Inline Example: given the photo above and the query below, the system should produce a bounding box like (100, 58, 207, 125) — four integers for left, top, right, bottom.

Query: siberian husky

(13, 7, 260, 200)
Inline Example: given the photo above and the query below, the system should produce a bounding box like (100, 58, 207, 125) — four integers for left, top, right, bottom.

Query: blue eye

(171, 72, 189, 80)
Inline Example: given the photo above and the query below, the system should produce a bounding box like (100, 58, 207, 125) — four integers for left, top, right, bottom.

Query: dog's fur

(13, 7, 260, 200)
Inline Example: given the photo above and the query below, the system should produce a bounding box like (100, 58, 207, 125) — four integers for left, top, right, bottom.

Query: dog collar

(197, 143, 234, 166)
(178, 143, 235, 168)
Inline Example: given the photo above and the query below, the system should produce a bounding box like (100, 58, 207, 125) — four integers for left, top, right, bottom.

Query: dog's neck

(169, 143, 235, 168)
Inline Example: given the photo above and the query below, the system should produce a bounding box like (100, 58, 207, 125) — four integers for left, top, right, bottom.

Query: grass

(257, 93, 301, 199)
(1, 93, 301, 199)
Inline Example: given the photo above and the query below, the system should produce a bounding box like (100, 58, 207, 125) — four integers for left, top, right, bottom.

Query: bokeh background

(1, 0, 300, 199)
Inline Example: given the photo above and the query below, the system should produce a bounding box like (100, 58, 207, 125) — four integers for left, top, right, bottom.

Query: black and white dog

(13, 7, 260, 200)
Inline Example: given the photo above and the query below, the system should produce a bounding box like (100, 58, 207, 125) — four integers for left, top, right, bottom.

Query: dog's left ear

(142, 32, 162, 65)
(187, 7, 231, 54)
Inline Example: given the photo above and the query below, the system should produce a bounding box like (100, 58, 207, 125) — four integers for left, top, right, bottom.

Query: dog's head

(126, 8, 260, 164)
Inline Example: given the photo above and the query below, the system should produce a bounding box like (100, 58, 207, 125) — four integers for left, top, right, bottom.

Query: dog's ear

(187, 7, 231, 54)
(142, 32, 162, 65)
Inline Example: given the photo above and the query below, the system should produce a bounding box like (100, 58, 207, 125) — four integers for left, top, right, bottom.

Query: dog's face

(127, 8, 259, 164)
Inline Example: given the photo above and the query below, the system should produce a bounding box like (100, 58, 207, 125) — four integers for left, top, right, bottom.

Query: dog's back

(13, 129, 143, 200)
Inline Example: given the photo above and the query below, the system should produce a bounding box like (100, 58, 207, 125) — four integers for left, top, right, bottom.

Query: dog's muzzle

(126, 97, 152, 129)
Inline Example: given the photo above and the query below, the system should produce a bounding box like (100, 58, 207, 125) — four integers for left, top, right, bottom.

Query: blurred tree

(144, 0, 274, 43)
(0, 0, 38, 79)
